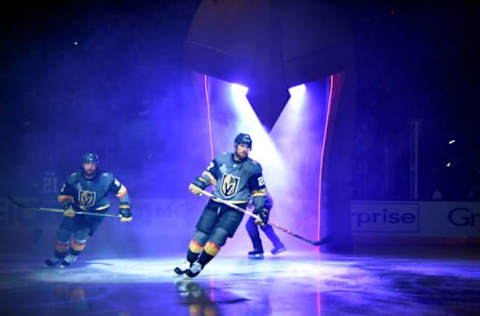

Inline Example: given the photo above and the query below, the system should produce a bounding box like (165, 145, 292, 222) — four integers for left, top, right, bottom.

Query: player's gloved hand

(119, 209, 132, 223)
(63, 207, 76, 217)
(189, 183, 204, 196)
(253, 207, 269, 226)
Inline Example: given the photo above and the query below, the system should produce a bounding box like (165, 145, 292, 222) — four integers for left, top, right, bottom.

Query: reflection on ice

(1, 252, 479, 315)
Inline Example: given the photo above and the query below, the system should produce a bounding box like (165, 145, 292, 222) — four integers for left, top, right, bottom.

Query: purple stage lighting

(195, 75, 329, 253)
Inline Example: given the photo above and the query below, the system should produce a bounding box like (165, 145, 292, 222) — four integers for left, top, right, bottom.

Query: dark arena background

(1, 1, 479, 315)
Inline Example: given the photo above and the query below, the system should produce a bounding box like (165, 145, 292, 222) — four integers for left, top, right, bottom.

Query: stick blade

(312, 235, 331, 246)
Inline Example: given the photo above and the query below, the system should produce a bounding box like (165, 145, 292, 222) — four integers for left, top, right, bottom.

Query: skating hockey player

(44, 153, 132, 268)
(175, 133, 269, 277)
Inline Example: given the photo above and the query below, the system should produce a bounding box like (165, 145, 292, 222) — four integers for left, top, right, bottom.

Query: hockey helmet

(234, 133, 252, 149)
(82, 153, 99, 165)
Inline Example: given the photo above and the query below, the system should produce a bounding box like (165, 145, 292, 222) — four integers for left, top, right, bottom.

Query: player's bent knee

(193, 230, 209, 245)
(56, 228, 71, 243)
(75, 228, 90, 241)
(210, 227, 229, 247)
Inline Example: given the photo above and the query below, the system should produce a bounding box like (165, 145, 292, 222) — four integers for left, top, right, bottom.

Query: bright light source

(74, 41, 78, 45)
(288, 84, 306, 98)
(446, 162, 452, 167)
(448, 139, 456, 145)
(230, 84, 249, 111)
(288, 84, 306, 109)
(231, 83, 248, 97)
(228, 82, 287, 193)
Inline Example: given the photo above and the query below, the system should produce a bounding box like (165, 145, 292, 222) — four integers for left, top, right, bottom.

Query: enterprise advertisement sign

(351, 202, 419, 233)
(351, 201, 480, 237)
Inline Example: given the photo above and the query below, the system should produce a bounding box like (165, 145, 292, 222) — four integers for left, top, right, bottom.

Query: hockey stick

(8, 196, 121, 218)
(200, 190, 330, 246)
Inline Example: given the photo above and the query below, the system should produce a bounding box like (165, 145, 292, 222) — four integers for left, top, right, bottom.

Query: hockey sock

(70, 239, 87, 256)
(187, 239, 204, 263)
(198, 241, 220, 266)
(54, 241, 70, 258)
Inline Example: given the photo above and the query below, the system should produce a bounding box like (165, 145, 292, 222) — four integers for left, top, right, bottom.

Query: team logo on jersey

(220, 174, 240, 198)
(78, 190, 96, 208)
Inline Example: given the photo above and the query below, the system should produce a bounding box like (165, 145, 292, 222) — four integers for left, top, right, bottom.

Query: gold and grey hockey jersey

(196, 152, 267, 204)
(57, 170, 131, 212)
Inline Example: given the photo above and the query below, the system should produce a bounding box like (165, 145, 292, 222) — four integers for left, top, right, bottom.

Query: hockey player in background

(44, 153, 132, 268)
(174, 133, 269, 278)
(245, 192, 286, 259)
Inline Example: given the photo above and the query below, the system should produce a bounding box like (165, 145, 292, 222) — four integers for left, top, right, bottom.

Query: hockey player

(245, 192, 286, 259)
(44, 153, 132, 268)
(174, 133, 269, 278)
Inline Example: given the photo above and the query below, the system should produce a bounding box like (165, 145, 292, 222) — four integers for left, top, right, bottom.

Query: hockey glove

(119, 208, 132, 223)
(253, 207, 269, 226)
(189, 183, 204, 196)
(63, 207, 76, 217)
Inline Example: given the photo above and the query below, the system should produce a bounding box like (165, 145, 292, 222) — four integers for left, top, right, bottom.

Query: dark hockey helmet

(82, 153, 99, 164)
(234, 133, 252, 149)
